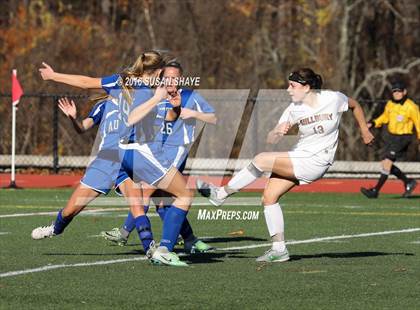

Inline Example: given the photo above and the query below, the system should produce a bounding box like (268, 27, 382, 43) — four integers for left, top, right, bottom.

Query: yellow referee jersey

(373, 98, 420, 139)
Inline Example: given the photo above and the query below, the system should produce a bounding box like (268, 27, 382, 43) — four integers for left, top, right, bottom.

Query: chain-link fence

(0, 92, 419, 174)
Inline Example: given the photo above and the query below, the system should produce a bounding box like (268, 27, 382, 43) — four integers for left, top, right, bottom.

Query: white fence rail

(1, 155, 419, 178)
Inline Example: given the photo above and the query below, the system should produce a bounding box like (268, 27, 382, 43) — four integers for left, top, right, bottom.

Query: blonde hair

(88, 93, 109, 105)
(125, 50, 165, 77)
(120, 50, 165, 105)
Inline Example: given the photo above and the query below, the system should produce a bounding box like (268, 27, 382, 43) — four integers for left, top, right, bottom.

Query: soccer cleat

(403, 179, 417, 198)
(196, 179, 211, 197)
(184, 239, 215, 254)
(196, 179, 226, 207)
(146, 240, 158, 259)
(256, 248, 290, 263)
(360, 187, 378, 199)
(176, 236, 184, 247)
(150, 246, 188, 267)
(31, 223, 55, 240)
(100, 228, 128, 246)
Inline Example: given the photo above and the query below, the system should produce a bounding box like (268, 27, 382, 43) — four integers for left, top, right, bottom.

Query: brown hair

(289, 68, 323, 90)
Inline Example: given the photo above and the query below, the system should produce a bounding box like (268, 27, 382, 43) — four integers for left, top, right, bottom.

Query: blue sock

(122, 212, 136, 233)
(180, 218, 195, 242)
(156, 206, 167, 222)
(135, 215, 154, 252)
(144, 205, 149, 214)
(53, 209, 73, 235)
(160, 206, 188, 251)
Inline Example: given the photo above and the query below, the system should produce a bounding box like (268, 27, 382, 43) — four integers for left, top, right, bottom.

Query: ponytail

(120, 50, 166, 105)
(125, 50, 165, 78)
(313, 74, 323, 89)
(289, 68, 323, 90)
(88, 93, 109, 105)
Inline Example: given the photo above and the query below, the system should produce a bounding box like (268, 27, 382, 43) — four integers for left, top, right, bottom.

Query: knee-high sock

(121, 205, 150, 237)
(159, 205, 194, 242)
(134, 215, 153, 252)
(53, 209, 73, 235)
(160, 206, 188, 251)
(374, 170, 389, 191)
(156, 206, 167, 222)
(264, 203, 285, 251)
(122, 212, 136, 235)
(179, 218, 195, 242)
(224, 162, 264, 196)
(390, 165, 408, 184)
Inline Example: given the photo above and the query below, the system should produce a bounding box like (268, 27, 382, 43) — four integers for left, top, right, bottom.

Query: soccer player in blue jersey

(57, 96, 155, 248)
(101, 61, 217, 253)
(32, 94, 156, 255)
(35, 51, 205, 266)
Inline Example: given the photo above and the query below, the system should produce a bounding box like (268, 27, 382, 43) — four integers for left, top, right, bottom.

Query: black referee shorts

(383, 133, 412, 161)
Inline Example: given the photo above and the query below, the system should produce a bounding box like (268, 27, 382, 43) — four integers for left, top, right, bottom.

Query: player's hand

(266, 130, 281, 144)
(39, 62, 55, 80)
(58, 97, 77, 119)
(179, 108, 197, 120)
(154, 85, 168, 101)
(278, 122, 291, 135)
(361, 128, 375, 146)
(168, 91, 181, 107)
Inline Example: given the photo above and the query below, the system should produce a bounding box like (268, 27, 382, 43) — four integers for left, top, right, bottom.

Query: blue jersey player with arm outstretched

(32, 51, 167, 259)
(32, 94, 156, 255)
(101, 62, 217, 254)
(36, 51, 208, 266)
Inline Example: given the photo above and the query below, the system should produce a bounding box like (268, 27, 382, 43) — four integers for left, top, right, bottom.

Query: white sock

(227, 162, 264, 192)
(272, 241, 286, 252)
(263, 203, 285, 251)
(217, 186, 229, 199)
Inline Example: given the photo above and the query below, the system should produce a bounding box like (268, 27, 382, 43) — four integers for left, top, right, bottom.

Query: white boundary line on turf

(0, 208, 130, 218)
(0, 257, 148, 278)
(0, 232, 11, 235)
(220, 228, 420, 251)
(1, 227, 420, 278)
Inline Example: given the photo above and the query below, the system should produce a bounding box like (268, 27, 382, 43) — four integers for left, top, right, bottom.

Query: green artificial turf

(1, 189, 419, 309)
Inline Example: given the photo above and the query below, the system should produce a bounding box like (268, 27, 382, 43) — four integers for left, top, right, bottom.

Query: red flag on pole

(12, 69, 23, 105)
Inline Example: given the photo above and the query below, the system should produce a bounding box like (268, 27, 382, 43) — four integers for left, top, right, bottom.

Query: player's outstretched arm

(266, 122, 291, 144)
(39, 62, 102, 89)
(348, 97, 374, 145)
(128, 86, 167, 126)
(58, 97, 94, 134)
(179, 109, 217, 124)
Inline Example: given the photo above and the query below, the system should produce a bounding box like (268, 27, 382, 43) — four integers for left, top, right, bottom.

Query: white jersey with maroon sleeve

(279, 90, 348, 164)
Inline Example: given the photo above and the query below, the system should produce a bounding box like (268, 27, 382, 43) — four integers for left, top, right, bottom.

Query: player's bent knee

(253, 153, 268, 169)
(384, 151, 396, 162)
(176, 188, 194, 206)
(262, 194, 278, 206)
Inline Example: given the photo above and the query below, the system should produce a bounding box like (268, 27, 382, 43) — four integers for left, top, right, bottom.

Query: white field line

(0, 208, 130, 218)
(221, 227, 420, 251)
(0, 257, 148, 278)
(0, 232, 11, 235)
(1, 227, 420, 278)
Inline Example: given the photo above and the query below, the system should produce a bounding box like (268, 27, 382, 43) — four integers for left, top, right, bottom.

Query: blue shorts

(80, 157, 122, 194)
(164, 145, 188, 173)
(119, 142, 172, 186)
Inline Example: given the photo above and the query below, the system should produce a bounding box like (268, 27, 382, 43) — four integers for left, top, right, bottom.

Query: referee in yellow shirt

(361, 81, 419, 198)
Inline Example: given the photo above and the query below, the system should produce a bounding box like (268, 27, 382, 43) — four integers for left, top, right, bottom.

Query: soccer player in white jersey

(197, 68, 375, 263)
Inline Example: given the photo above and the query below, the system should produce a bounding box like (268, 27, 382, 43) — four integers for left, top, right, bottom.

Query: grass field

(1, 189, 420, 309)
